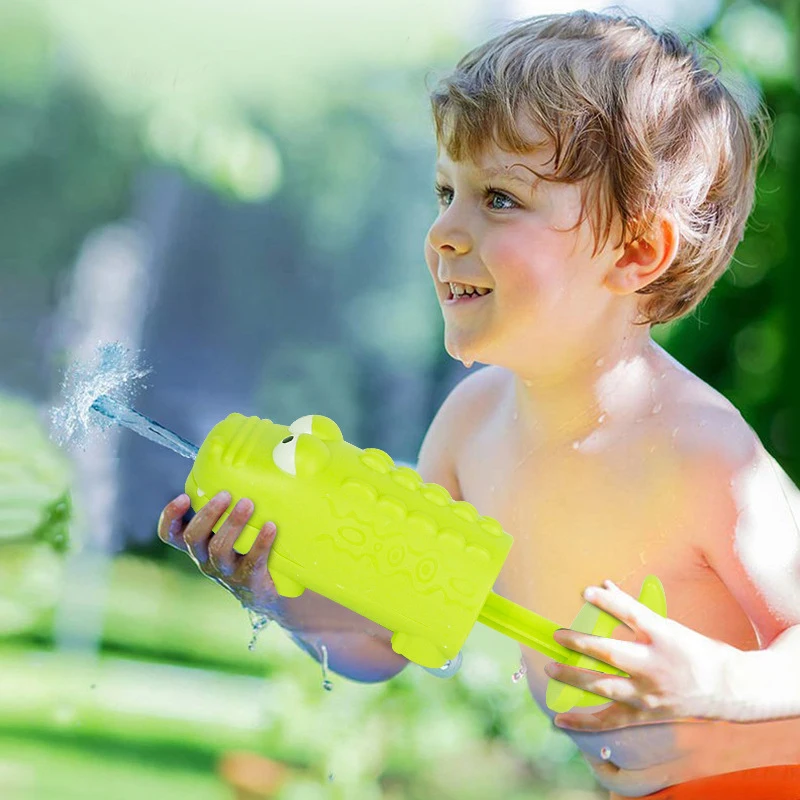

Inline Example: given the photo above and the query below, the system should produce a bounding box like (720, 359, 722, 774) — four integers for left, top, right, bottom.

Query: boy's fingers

(208, 497, 255, 576)
(237, 521, 278, 584)
(157, 494, 192, 552)
(184, 491, 232, 565)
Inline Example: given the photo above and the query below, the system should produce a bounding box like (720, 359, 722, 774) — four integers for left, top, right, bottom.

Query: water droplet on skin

(652, 404, 662, 415)
(462, 359, 474, 369)
(595, 358, 605, 367)
(600, 746, 612, 760)
(598, 413, 607, 424)
(572, 441, 580, 450)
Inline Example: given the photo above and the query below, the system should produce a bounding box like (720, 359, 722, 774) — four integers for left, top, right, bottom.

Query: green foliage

(29, 490, 71, 553)
(0, 393, 74, 551)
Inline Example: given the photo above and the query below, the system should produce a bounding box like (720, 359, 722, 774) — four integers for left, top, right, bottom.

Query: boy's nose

(426, 213, 472, 257)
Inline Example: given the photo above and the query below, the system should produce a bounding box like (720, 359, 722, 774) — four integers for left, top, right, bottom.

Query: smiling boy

(158, 10, 800, 798)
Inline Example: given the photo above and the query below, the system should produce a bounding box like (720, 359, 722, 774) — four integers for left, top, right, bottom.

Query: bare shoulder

(668, 382, 760, 474)
(415, 365, 508, 500)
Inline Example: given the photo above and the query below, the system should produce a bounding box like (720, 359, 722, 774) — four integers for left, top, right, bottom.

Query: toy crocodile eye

(273, 433, 331, 477)
(273, 434, 299, 475)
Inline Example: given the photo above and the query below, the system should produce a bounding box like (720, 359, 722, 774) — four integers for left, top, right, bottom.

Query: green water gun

(186, 412, 668, 712)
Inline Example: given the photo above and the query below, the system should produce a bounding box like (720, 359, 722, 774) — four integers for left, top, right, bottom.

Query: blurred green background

(1, 0, 797, 797)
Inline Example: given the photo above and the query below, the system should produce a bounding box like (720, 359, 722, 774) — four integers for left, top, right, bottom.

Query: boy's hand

(157, 492, 281, 614)
(543, 580, 736, 731)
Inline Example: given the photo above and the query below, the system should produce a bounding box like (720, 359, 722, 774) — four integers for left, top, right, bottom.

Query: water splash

(600, 746, 612, 760)
(49, 342, 198, 460)
(511, 659, 527, 683)
(50, 342, 151, 450)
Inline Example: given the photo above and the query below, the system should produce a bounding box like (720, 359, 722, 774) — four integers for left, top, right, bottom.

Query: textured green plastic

(184, 412, 668, 711)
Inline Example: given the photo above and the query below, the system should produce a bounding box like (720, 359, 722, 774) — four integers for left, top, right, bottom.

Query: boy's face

(424, 132, 627, 373)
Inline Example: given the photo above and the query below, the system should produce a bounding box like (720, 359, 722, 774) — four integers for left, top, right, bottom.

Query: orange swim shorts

(641, 765, 800, 799)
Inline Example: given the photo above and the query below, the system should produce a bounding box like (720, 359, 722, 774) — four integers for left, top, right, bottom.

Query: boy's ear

(605, 213, 680, 295)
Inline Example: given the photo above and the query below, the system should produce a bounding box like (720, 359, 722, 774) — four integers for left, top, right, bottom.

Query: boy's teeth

(449, 282, 491, 297)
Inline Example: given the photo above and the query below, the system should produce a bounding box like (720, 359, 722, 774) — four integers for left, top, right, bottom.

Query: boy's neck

(509, 327, 667, 452)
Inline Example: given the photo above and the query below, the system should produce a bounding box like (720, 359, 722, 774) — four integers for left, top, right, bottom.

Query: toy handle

(545, 575, 668, 713)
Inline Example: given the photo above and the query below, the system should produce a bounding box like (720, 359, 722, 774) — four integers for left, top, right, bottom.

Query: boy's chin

(444, 337, 486, 367)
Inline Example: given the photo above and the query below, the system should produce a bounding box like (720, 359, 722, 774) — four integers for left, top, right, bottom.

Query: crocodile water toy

(186, 412, 668, 712)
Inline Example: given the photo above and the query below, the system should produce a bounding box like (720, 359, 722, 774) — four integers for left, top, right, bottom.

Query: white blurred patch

(506, 0, 721, 33)
(732, 453, 800, 625)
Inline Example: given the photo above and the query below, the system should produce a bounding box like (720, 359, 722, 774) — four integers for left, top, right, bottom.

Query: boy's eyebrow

(435, 162, 542, 190)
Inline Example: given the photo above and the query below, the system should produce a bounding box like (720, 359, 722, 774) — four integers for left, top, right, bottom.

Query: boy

(158, 10, 800, 798)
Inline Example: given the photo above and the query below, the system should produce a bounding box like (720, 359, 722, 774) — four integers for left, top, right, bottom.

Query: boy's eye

(434, 183, 453, 206)
(486, 187, 518, 210)
(433, 183, 519, 211)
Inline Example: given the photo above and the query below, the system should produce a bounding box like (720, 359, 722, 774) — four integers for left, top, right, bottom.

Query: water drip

(247, 610, 273, 651)
(511, 659, 527, 683)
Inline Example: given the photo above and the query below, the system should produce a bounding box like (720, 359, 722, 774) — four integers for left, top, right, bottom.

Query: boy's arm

(262, 369, 483, 682)
(692, 439, 800, 722)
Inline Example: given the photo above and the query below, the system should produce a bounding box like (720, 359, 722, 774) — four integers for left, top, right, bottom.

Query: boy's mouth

(445, 281, 493, 304)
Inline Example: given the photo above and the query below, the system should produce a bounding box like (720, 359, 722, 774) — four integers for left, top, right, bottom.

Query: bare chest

(456, 415, 758, 652)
